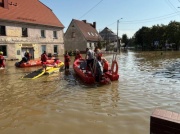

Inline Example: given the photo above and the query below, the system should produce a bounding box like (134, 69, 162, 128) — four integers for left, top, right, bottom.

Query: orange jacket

(103, 61, 109, 71)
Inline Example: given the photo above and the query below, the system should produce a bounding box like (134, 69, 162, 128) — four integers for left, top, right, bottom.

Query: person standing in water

(64, 52, 71, 71)
(41, 51, 48, 71)
(0, 51, 5, 68)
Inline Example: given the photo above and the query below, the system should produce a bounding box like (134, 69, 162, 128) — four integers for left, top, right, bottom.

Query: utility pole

(117, 20, 119, 53)
(117, 18, 123, 53)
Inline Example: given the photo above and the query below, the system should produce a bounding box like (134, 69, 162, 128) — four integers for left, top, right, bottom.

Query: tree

(134, 26, 150, 50)
(121, 34, 128, 49)
(133, 21, 180, 50)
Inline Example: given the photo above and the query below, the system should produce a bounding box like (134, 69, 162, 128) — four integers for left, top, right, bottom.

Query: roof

(0, 0, 64, 28)
(73, 19, 102, 41)
(99, 27, 118, 42)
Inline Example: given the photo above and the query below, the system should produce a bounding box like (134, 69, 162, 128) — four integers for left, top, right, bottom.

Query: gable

(100, 27, 117, 41)
(73, 19, 102, 42)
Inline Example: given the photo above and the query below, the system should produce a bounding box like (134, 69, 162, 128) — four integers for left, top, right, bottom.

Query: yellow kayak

(45, 62, 64, 74)
(22, 62, 64, 79)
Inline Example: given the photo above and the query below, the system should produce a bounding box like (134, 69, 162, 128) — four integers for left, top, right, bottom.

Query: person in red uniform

(64, 52, 70, 71)
(74, 49, 82, 61)
(0, 51, 5, 68)
(41, 51, 48, 71)
(102, 58, 109, 73)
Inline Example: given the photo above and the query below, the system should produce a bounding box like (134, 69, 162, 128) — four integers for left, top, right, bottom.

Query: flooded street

(0, 51, 180, 134)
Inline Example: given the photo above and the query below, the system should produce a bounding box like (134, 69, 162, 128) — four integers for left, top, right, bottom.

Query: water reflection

(0, 51, 180, 134)
(153, 59, 180, 79)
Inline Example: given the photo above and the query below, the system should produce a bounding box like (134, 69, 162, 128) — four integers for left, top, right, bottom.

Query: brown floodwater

(0, 50, 180, 134)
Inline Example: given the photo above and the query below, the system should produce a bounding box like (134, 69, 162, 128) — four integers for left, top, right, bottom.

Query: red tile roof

(73, 19, 102, 41)
(0, 0, 64, 28)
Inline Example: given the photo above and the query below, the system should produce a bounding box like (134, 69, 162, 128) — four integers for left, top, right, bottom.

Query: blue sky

(40, 0, 180, 38)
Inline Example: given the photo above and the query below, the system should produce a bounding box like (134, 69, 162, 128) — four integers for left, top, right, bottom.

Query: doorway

(21, 47, 34, 59)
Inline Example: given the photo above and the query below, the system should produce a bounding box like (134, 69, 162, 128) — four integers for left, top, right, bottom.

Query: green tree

(121, 34, 129, 49)
(134, 26, 150, 50)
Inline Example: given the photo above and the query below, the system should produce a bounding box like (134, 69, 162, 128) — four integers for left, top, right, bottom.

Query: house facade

(64, 19, 102, 53)
(99, 27, 117, 43)
(0, 0, 64, 60)
(99, 27, 121, 51)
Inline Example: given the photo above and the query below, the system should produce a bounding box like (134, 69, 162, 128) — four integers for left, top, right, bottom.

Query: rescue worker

(0, 51, 5, 68)
(24, 51, 30, 61)
(102, 58, 109, 73)
(64, 52, 70, 71)
(74, 49, 82, 61)
(85, 47, 94, 70)
(94, 47, 102, 58)
(41, 51, 48, 71)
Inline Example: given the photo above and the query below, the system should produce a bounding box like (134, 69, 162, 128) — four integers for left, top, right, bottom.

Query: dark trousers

(87, 59, 94, 69)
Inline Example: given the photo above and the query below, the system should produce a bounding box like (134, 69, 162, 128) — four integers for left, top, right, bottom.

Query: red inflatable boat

(104, 60, 119, 81)
(15, 59, 55, 68)
(73, 59, 113, 85)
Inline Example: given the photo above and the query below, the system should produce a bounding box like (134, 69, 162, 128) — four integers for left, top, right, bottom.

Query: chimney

(2, 0, 9, 9)
(82, 20, 87, 23)
(93, 22, 96, 29)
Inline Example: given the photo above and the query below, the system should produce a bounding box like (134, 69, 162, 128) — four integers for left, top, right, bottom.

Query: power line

(104, 11, 180, 28)
(79, 0, 104, 19)
(166, 0, 178, 12)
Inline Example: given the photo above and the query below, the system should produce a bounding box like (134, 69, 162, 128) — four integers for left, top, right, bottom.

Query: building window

(90, 43, 92, 48)
(22, 27, 28, 37)
(41, 30, 45, 38)
(54, 45, 58, 54)
(41, 45, 46, 54)
(72, 32, 75, 38)
(0, 26, 6, 36)
(53, 31, 57, 39)
(87, 32, 91, 36)
(0, 45, 7, 56)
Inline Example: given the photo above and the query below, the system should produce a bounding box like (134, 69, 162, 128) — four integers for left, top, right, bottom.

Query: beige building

(64, 19, 102, 53)
(0, 0, 64, 60)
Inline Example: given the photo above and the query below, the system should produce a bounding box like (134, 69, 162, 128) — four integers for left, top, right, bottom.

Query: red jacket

(64, 55, 70, 66)
(0, 55, 5, 67)
(41, 53, 48, 63)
